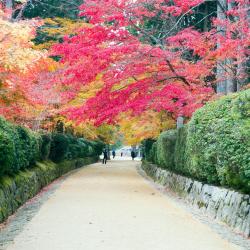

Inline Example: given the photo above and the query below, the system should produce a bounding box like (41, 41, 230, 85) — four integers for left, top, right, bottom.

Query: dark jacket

(103, 150, 108, 159)
(131, 151, 136, 158)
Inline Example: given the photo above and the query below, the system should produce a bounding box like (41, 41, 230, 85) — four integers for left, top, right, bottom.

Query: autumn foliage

(0, 0, 249, 142)
(52, 0, 249, 126)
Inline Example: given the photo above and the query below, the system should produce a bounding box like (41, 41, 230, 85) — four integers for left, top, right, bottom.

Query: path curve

(0, 161, 243, 250)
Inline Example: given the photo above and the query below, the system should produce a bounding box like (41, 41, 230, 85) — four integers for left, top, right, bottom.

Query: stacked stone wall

(142, 161, 250, 237)
(0, 157, 98, 223)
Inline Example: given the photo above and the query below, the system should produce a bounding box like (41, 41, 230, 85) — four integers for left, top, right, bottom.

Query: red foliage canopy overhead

(53, 0, 249, 125)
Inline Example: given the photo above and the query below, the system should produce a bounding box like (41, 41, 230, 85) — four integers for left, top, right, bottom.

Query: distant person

(131, 151, 136, 161)
(112, 150, 116, 159)
(121, 152, 123, 157)
(102, 149, 108, 164)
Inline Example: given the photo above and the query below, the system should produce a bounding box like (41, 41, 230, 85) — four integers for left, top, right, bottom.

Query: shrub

(90, 141, 105, 156)
(0, 118, 41, 175)
(48, 133, 104, 162)
(155, 130, 177, 170)
(146, 89, 250, 193)
(67, 134, 80, 159)
(174, 126, 189, 176)
(40, 134, 52, 160)
(186, 89, 250, 191)
(150, 142, 157, 164)
(0, 117, 104, 178)
(49, 133, 70, 162)
(0, 129, 16, 175)
(15, 126, 41, 169)
(77, 138, 89, 157)
(0, 118, 18, 175)
(142, 139, 156, 161)
(15, 126, 32, 170)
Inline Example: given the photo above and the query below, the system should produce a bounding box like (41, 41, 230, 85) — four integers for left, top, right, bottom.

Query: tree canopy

(0, 0, 249, 143)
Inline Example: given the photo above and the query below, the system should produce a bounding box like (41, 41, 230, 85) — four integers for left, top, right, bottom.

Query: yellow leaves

(0, 15, 45, 74)
(111, 73, 152, 92)
(111, 77, 136, 92)
(33, 41, 55, 51)
(68, 74, 104, 106)
(43, 17, 88, 35)
(118, 111, 175, 145)
(33, 18, 91, 50)
(54, 115, 117, 144)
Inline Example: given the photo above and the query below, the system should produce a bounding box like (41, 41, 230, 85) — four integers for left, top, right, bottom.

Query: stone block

(141, 161, 250, 238)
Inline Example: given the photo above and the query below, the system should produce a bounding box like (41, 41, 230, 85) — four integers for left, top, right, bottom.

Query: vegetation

(155, 130, 177, 171)
(145, 90, 250, 193)
(0, 0, 249, 194)
(187, 89, 250, 191)
(0, 116, 104, 177)
(0, 157, 97, 223)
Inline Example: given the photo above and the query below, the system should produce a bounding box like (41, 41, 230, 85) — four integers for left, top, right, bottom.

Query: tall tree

(21, 0, 83, 19)
(52, 0, 249, 127)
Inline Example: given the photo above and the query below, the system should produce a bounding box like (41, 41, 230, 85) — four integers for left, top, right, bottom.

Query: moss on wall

(0, 157, 98, 223)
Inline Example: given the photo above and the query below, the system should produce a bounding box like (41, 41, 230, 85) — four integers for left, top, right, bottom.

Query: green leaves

(144, 89, 250, 193)
(0, 116, 104, 177)
(187, 89, 250, 192)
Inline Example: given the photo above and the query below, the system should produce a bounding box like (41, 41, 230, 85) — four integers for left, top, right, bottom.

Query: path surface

(1, 161, 243, 250)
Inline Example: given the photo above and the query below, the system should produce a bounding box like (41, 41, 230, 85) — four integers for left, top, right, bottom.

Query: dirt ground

(2, 160, 243, 250)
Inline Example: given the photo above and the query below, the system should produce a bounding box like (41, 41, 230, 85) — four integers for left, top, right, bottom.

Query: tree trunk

(5, 0, 13, 9)
(217, 0, 238, 94)
(236, 1, 249, 91)
(203, 3, 209, 32)
(177, 116, 184, 129)
(216, 0, 227, 94)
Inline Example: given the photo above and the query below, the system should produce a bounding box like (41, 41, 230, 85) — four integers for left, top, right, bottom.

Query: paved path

(1, 161, 243, 250)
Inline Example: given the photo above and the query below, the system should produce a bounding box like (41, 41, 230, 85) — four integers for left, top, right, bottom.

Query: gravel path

(0, 160, 247, 250)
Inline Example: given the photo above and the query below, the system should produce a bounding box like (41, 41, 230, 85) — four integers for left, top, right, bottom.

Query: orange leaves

(118, 111, 175, 145)
(33, 18, 91, 51)
(0, 8, 63, 126)
(0, 9, 44, 75)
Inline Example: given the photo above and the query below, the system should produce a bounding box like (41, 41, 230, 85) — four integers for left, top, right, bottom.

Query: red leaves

(50, 0, 249, 126)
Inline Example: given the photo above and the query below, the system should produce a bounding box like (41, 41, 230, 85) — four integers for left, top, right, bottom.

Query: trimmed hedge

(187, 89, 250, 191)
(155, 130, 177, 171)
(142, 139, 156, 162)
(49, 134, 105, 162)
(0, 118, 41, 176)
(174, 126, 189, 176)
(49, 133, 70, 162)
(145, 89, 250, 193)
(40, 133, 52, 160)
(0, 117, 105, 177)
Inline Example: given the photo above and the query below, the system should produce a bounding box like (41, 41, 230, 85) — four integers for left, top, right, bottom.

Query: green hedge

(0, 118, 17, 175)
(187, 89, 250, 191)
(155, 130, 177, 170)
(40, 133, 52, 160)
(141, 139, 156, 162)
(145, 89, 250, 193)
(0, 117, 105, 177)
(49, 134, 105, 162)
(49, 133, 70, 162)
(174, 126, 189, 176)
(0, 118, 41, 176)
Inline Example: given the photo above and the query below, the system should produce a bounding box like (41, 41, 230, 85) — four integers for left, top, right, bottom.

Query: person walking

(112, 150, 116, 159)
(102, 149, 108, 164)
(131, 151, 136, 161)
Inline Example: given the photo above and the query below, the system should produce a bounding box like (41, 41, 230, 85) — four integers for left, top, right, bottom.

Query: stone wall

(0, 157, 98, 223)
(142, 161, 250, 237)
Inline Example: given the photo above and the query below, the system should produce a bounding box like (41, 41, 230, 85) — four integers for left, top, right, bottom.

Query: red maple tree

(52, 0, 249, 125)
